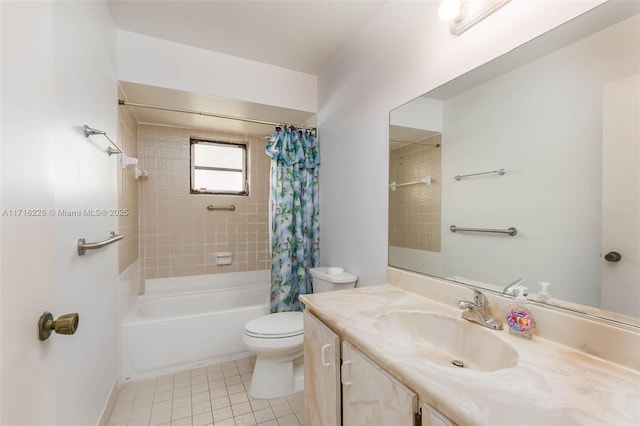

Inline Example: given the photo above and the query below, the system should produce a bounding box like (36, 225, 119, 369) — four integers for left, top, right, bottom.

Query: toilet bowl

(243, 267, 357, 399)
(242, 312, 304, 399)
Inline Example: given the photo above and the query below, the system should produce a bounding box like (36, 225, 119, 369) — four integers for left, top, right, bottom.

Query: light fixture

(438, 0, 463, 23)
(439, 0, 510, 35)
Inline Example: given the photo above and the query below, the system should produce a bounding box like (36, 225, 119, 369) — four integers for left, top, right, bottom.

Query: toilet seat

(244, 311, 303, 339)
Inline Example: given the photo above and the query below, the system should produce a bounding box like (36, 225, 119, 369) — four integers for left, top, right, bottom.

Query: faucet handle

(472, 289, 487, 307)
(457, 300, 470, 309)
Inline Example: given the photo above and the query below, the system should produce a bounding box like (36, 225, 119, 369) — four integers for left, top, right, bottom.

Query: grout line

(108, 357, 306, 426)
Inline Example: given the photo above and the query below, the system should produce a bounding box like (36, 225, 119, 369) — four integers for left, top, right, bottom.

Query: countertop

(300, 285, 640, 426)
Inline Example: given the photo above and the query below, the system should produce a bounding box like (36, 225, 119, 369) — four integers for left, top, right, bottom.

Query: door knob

(604, 251, 622, 263)
(38, 312, 79, 341)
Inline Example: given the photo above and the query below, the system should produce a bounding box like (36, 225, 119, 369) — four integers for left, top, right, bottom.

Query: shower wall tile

(117, 86, 140, 274)
(388, 134, 442, 252)
(138, 124, 270, 282)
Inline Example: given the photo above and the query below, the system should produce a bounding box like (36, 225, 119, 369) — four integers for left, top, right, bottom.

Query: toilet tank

(309, 267, 357, 293)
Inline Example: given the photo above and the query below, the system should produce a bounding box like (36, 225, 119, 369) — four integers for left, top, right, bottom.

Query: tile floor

(107, 357, 306, 426)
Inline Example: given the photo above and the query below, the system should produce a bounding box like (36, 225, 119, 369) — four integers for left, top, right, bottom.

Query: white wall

(116, 30, 318, 113)
(439, 15, 639, 307)
(1, 1, 119, 424)
(317, 0, 605, 285)
(441, 46, 602, 305)
(52, 4, 119, 424)
(0, 3, 2, 422)
(390, 97, 443, 133)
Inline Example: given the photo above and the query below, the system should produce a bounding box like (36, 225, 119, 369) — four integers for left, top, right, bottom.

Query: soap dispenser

(537, 282, 552, 303)
(506, 286, 536, 339)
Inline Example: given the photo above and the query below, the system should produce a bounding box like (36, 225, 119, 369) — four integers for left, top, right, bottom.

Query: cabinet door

(421, 404, 457, 426)
(342, 341, 417, 426)
(303, 310, 341, 426)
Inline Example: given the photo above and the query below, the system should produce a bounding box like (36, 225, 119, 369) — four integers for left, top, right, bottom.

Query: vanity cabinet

(421, 404, 456, 426)
(342, 341, 417, 426)
(303, 310, 341, 426)
(304, 311, 455, 426)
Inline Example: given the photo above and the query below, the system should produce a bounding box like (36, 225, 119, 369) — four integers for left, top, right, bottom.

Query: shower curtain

(266, 126, 320, 313)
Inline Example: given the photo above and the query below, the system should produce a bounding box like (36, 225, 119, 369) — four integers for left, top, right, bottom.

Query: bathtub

(120, 271, 270, 381)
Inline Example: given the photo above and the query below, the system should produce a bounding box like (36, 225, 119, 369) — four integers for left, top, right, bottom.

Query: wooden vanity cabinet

(303, 310, 341, 426)
(303, 310, 455, 426)
(342, 341, 417, 426)
(421, 404, 456, 426)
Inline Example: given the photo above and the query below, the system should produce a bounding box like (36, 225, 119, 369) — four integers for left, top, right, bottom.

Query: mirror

(389, 1, 640, 328)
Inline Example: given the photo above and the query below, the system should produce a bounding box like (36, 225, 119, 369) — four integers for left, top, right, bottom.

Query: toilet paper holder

(216, 252, 232, 265)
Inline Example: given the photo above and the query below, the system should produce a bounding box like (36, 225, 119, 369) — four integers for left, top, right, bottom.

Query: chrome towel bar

(83, 125, 124, 156)
(207, 205, 236, 211)
(83, 124, 148, 177)
(77, 231, 124, 256)
(449, 225, 517, 236)
(454, 168, 506, 181)
(389, 176, 431, 191)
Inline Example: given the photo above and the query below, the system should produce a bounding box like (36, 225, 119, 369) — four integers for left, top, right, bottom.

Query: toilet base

(248, 356, 304, 399)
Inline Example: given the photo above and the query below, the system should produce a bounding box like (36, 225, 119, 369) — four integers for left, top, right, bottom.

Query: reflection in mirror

(389, 1, 640, 328)
(389, 125, 443, 277)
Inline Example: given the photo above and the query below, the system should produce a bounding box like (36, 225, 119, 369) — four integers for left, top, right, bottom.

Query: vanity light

(438, 0, 463, 23)
(439, 0, 511, 35)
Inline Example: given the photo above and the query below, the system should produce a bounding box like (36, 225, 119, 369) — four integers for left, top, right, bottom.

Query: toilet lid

(245, 312, 303, 338)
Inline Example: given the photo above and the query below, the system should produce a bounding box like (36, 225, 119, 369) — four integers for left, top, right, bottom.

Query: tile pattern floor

(107, 357, 306, 426)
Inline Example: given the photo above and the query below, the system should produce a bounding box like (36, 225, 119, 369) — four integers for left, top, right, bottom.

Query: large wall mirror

(389, 1, 640, 328)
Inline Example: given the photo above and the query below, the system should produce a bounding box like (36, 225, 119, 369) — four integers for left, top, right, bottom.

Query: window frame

(190, 138, 249, 196)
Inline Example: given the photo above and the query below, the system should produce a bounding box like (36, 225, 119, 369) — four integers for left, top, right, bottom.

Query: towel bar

(77, 231, 124, 256)
(449, 225, 517, 236)
(206, 205, 236, 211)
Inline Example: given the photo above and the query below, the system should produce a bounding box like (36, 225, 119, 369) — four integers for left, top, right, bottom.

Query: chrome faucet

(458, 289, 504, 330)
(502, 278, 527, 297)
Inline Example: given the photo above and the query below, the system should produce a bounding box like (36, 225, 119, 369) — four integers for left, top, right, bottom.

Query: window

(190, 139, 248, 195)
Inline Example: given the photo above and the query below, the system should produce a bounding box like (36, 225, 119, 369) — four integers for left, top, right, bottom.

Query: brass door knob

(38, 312, 79, 341)
(604, 251, 622, 263)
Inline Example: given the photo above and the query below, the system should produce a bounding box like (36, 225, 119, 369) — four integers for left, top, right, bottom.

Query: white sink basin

(375, 311, 518, 372)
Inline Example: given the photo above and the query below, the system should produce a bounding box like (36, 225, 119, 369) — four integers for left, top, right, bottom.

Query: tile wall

(388, 134, 442, 252)
(117, 86, 140, 273)
(138, 124, 270, 280)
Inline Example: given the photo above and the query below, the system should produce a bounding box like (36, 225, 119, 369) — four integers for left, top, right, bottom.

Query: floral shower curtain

(265, 126, 320, 313)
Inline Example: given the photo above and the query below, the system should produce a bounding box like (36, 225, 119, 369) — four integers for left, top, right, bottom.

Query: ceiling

(389, 125, 440, 151)
(109, 1, 383, 136)
(119, 81, 317, 137)
(107, 0, 384, 76)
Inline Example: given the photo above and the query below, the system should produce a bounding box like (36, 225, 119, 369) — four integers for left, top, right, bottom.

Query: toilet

(243, 267, 357, 399)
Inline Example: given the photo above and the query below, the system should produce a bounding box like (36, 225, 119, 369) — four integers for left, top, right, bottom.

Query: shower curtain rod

(118, 100, 316, 131)
(389, 138, 440, 148)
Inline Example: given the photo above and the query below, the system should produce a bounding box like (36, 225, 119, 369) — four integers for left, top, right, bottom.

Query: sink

(374, 311, 518, 372)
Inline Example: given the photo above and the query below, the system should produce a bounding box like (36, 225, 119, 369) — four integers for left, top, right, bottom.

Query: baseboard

(97, 377, 118, 426)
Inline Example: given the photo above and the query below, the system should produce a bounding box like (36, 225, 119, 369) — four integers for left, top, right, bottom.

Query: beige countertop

(300, 285, 640, 426)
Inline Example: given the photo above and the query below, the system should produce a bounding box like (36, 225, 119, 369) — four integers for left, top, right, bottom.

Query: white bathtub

(120, 271, 270, 381)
